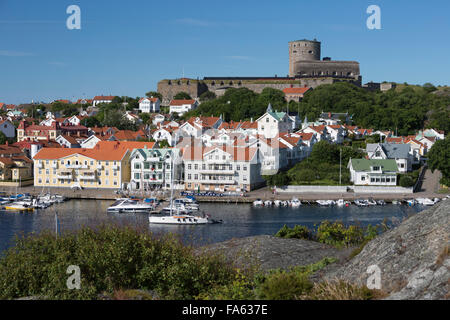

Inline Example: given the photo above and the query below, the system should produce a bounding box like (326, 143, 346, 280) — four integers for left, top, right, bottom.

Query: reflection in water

(0, 200, 424, 254)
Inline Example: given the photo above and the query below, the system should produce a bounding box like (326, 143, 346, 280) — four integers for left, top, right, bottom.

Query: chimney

(245, 147, 249, 161)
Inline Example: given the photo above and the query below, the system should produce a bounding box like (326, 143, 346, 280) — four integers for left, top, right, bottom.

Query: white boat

(149, 212, 219, 225)
(273, 200, 282, 207)
(174, 199, 199, 211)
(433, 198, 440, 203)
(416, 198, 435, 206)
(290, 198, 302, 207)
(107, 199, 154, 213)
(264, 200, 273, 207)
(336, 199, 350, 207)
(376, 200, 386, 206)
(281, 201, 289, 207)
(367, 199, 377, 206)
(162, 204, 192, 214)
(253, 199, 263, 207)
(406, 199, 416, 206)
(354, 199, 369, 207)
(316, 200, 335, 206)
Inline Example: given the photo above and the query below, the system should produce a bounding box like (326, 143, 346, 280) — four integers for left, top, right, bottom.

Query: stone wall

(294, 60, 360, 78)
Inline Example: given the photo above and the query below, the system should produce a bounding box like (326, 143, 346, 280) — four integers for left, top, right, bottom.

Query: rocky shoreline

(200, 199, 449, 300)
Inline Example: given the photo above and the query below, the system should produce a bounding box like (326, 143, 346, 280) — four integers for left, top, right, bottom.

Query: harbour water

(0, 199, 426, 254)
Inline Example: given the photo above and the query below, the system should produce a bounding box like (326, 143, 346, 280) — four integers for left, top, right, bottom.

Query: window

(194, 164, 198, 170)
(243, 166, 247, 171)
(266, 118, 269, 123)
(134, 163, 141, 169)
(237, 165, 240, 171)
(188, 164, 192, 170)
(134, 173, 140, 179)
(194, 174, 198, 180)
(188, 174, 191, 180)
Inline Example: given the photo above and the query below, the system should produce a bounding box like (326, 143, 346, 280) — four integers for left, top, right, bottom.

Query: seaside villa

(348, 158, 399, 186)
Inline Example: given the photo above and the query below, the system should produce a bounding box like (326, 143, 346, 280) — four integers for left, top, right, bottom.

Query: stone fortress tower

(289, 38, 360, 80)
(289, 39, 321, 77)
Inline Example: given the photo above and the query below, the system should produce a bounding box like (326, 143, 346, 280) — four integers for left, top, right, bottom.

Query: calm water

(0, 200, 425, 254)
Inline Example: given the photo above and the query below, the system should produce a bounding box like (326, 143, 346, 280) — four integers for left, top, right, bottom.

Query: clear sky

(1, 0, 449, 104)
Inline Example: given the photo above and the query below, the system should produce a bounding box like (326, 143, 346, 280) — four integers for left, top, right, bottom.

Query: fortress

(157, 39, 361, 105)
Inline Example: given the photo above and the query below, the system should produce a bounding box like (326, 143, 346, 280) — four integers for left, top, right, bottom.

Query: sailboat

(149, 142, 221, 225)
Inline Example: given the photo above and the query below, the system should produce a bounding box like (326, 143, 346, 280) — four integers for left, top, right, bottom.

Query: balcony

(57, 175, 73, 180)
(96, 164, 103, 170)
(199, 179, 235, 185)
(79, 175, 96, 180)
(65, 164, 88, 169)
(200, 169, 235, 175)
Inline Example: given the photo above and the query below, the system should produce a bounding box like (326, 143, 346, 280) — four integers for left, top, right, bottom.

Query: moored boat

(290, 198, 302, 207)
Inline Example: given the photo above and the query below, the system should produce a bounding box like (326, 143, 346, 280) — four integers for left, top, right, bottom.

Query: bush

(256, 271, 312, 300)
(0, 226, 236, 300)
(399, 175, 415, 187)
(275, 225, 312, 240)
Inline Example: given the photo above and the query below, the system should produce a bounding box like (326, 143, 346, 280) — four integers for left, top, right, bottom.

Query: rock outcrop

(324, 200, 449, 300)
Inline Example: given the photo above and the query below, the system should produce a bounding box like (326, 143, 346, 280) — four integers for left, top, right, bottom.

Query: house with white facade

(139, 97, 160, 113)
(130, 147, 183, 190)
(325, 125, 345, 144)
(169, 99, 198, 115)
(348, 159, 399, 186)
(256, 104, 291, 139)
(366, 143, 412, 173)
(182, 144, 263, 192)
(152, 128, 177, 147)
(55, 135, 81, 148)
(152, 114, 166, 126)
(179, 116, 222, 138)
(92, 95, 115, 107)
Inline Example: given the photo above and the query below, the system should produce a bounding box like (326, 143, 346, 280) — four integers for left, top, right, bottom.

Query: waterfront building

(92, 95, 116, 107)
(366, 143, 412, 173)
(0, 156, 33, 183)
(129, 147, 183, 191)
(33, 141, 155, 190)
(182, 144, 264, 192)
(348, 158, 399, 186)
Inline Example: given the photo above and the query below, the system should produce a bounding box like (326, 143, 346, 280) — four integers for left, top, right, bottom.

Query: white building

(366, 143, 412, 173)
(139, 97, 160, 113)
(169, 99, 198, 115)
(130, 147, 183, 191)
(256, 104, 291, 139)
(348, 159, 399, 186)
(182, 144, 263, 192)
(92, 95, 115, 107)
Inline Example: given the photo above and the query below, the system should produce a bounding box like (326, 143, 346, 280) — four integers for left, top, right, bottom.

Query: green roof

(268, 111, 286, 121)
(350, 159, 398, 172)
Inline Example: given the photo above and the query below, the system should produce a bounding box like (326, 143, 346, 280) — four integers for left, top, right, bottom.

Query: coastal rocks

(323, 200, 450, 300)
(198, 235, 353, 272)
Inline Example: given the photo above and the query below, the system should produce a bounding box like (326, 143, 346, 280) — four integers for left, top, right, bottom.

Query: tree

(139, 113, 151, 124)
(399, 175, 414, 187)
(427, 136, 450, 186)
(199, 91, 216, 102)
(0, 132, 7, 145)
(145, 91, 163, 101)
(174, 92, 192, 100)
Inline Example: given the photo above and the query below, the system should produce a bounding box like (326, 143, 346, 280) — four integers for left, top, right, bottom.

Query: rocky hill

(323, 199, 449, 299)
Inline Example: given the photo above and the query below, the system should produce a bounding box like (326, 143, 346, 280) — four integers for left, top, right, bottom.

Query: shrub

(0, 225, 236, 300)
(399, 175, 415, 187)
(256, 272, 312, 300)
(301, 279, 382, 300)
(275, 225, 312, 240)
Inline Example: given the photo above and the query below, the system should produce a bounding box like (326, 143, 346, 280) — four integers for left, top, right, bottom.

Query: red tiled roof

(282, 87, 311, 94)
(93, 95, 116, 101)
(170, 99, 196, 106)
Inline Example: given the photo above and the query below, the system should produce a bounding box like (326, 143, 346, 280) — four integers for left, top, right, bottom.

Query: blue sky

(1, 0, 449, 104)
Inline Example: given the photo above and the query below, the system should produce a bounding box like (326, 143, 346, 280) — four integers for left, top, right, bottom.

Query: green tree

(199, 91, 216, 102)
(145, 91, 163, 101)
(174, 92, 192, 100)
(427, 137, 450, 186)
(0, 132, 7, 145)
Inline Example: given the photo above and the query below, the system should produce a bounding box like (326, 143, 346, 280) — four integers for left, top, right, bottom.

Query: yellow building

(0, 156, 33, 182)
(33, 141, 155, 189)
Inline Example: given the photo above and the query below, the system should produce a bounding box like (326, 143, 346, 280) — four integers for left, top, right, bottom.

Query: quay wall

(277, 186, 348, 193)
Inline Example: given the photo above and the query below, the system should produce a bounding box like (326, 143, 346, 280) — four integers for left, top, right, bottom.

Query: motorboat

(366, 198, 377, 206)
(273, 200, 282, 207)
(392, 200, 401, 205)
(376, 200, 386, 206)
(336, 199, 350, 207)
(281, 200, 289, 207)
(433, 198, 441, 203)
(174, 199, 199, 211)
(354, 199, 369, 207)
(253, 199, 263, 207)
(290, 198, 302, 207)
(406, 199, 416, 206)
(416, 198, 435, 206)
(5, 202, 34, 212)
(107, 198, 154, 213)
(149, 212, 221, 225)
(264, 200, 273, 207)
(316, 200, 335, 206)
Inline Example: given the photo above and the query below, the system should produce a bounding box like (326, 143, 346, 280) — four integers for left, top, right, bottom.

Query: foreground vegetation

(0, 225, 382, 300)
